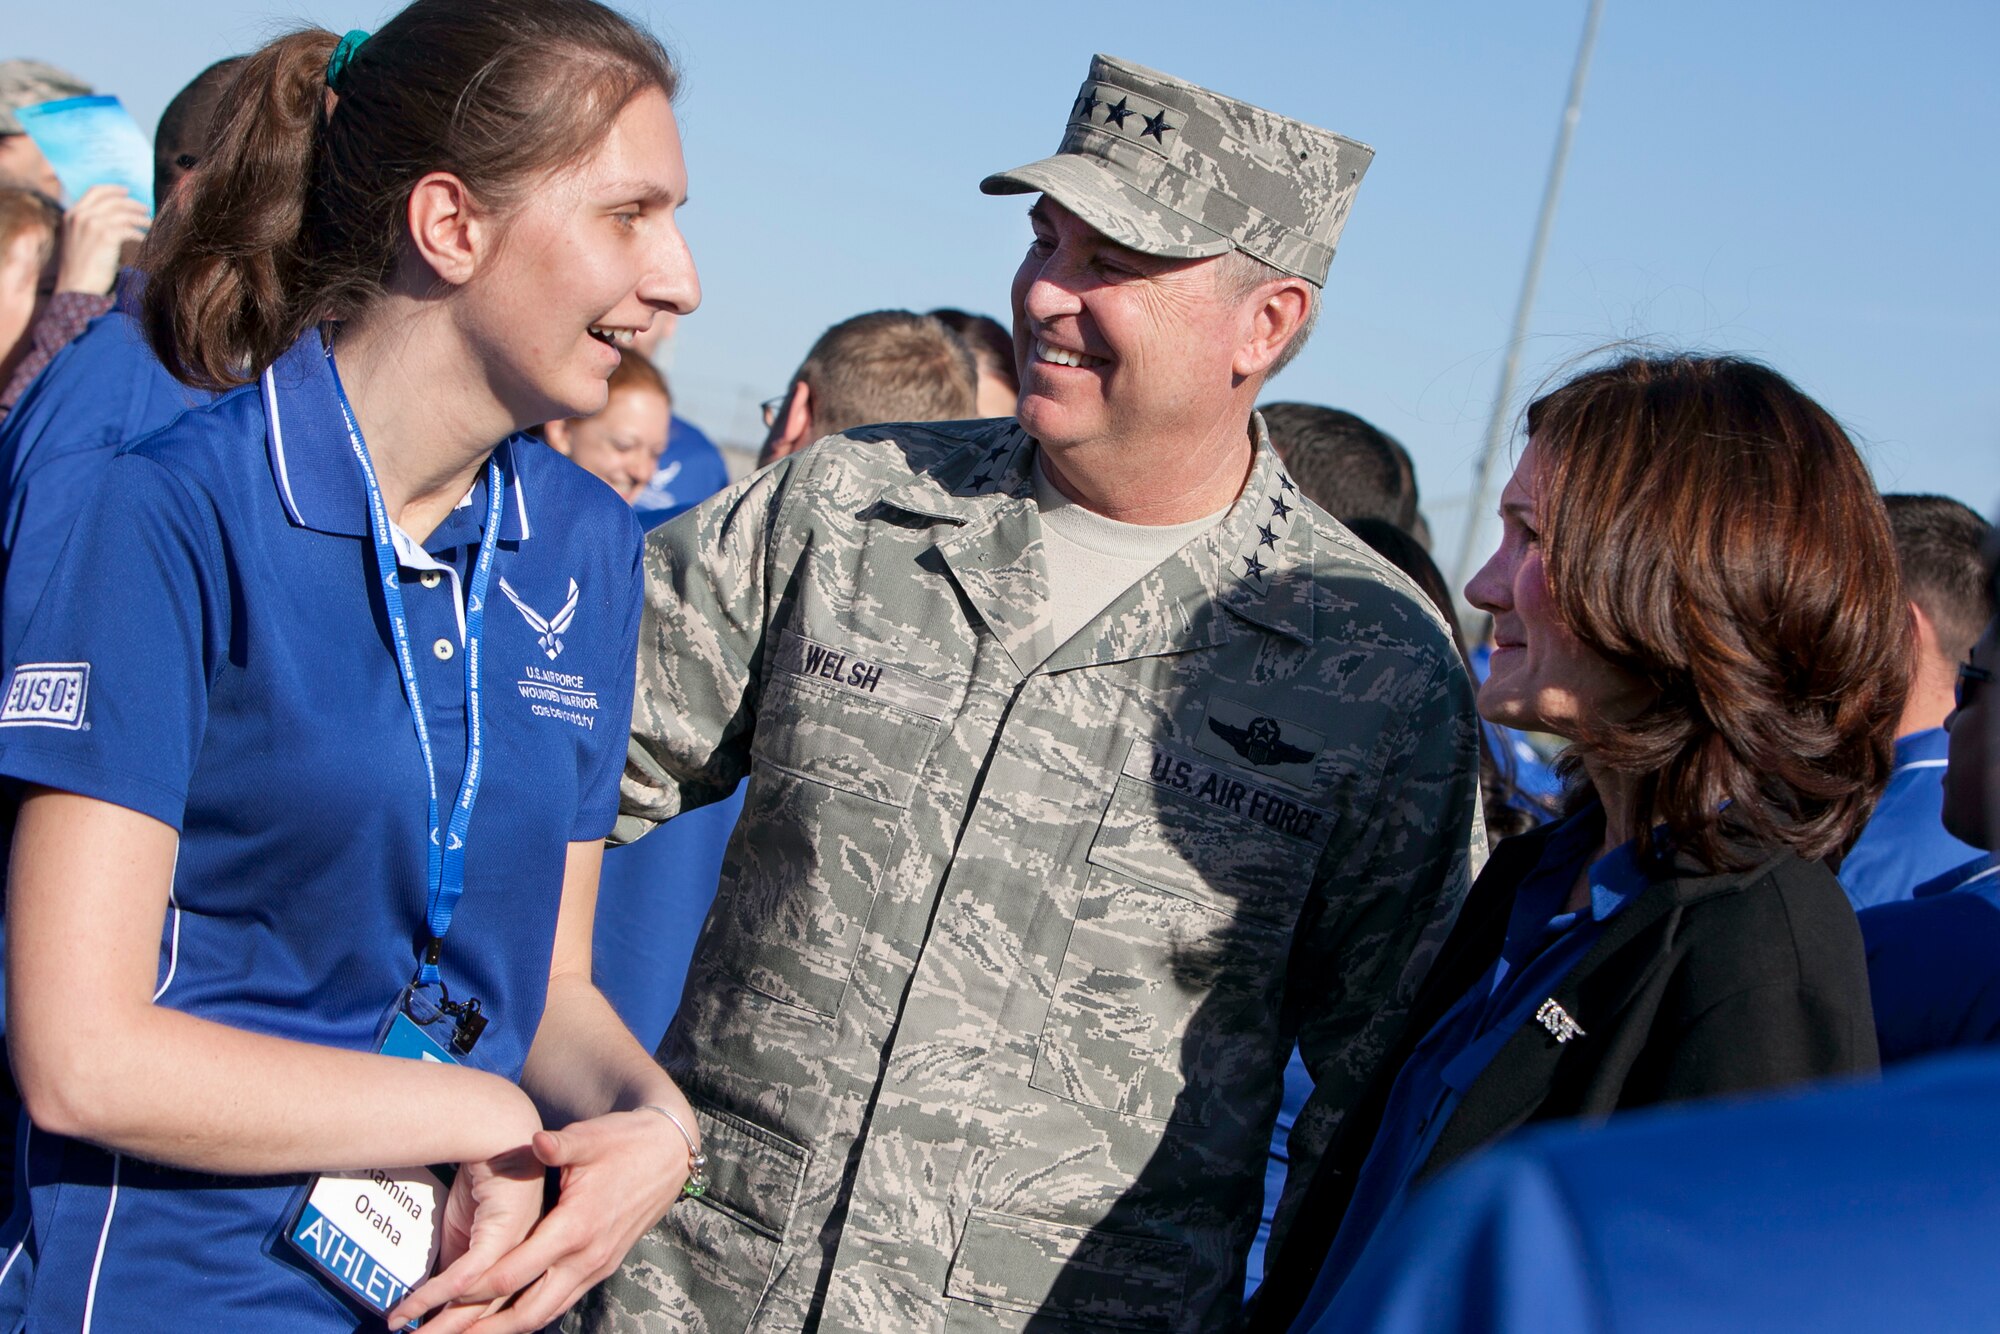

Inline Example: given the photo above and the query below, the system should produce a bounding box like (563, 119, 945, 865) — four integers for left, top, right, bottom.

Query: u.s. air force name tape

(1122, 737, 1332, 841)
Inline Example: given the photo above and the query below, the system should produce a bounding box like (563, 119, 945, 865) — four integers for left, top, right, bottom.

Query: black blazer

(1251, 819, 1879, 1331)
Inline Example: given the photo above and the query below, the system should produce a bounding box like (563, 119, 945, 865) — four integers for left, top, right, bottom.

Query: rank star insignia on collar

(1103, 96, 1134, 127)
(1242, 551, 1268, 579)
(1141, 110, 1174, 141)
(1536, 998, 1586, 1044)
(1256, 523, 1279, 548)
(1269, 495, 1293, 521)
(1076, 88, 1101, 119)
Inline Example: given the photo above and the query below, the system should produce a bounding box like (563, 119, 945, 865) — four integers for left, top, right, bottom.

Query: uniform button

(420, 571, 443, 590)
(432, 637, 455, 661)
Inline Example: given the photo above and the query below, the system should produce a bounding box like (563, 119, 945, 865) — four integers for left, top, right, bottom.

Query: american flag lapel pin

(1536, 998, 1585, 1044)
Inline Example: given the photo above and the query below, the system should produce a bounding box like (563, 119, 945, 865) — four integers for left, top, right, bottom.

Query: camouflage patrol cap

(981, 54, 1373, 288)
(0, 60, 93, 136)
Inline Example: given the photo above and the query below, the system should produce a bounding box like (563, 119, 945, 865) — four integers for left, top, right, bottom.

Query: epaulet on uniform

(1308, 515, 1462, 661)
(819, 418, 1017, 483)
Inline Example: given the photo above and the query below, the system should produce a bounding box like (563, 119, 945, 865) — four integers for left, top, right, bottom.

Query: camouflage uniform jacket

(575, 415, 1482, 1333)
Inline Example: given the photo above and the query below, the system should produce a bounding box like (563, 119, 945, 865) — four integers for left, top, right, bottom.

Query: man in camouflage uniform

(577, 54, 1482, 1333)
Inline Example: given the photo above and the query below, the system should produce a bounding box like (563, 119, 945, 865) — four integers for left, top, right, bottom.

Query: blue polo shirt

(1245, 1046, 1312, 1295)
(0, 270, 207, 671)
(1293, 805, 1646, 1324)
(1839, 728, 1984, 909)
(0, 272, 209, 1222)
(1316, 1047, 1995, 1334)
(1911, 852, 2000, 899)
(0, 330, 642, 1330)
(631, 414, 730, 529)
(1860, 865, 2000, 1065)
(595, 441, 745, 1052)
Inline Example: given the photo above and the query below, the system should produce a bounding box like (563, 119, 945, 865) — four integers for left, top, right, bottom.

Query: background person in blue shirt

(0, 54, 245, 671)
(0, 54, 246, 1225)
(1255, 354, 1900, 1333)
(635, 414, 730, 530)
(1319, 1043, 2000, 1334)
(1840, 494, 1995, 907)
(0, 5, 708, 1330)
(541, 347, 672, 508)
(1861, 585, 2000, 1063)
(625, 312, 731, 530)
(548, 342, 744, 1054)
(1945, 593, 2000, 863)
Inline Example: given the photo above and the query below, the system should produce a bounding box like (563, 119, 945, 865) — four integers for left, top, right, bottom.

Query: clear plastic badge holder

(284, 984, 476, 1319)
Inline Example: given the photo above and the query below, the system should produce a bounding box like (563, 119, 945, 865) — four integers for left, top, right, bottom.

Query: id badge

(285, 995, 468, 1317)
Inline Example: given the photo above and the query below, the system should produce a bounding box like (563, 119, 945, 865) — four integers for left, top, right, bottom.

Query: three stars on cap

(1073, 91, 1175, 142)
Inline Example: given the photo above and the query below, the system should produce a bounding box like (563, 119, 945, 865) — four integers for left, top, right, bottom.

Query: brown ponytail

(141, 31, 334, 390)
(142, 0, 678, 391)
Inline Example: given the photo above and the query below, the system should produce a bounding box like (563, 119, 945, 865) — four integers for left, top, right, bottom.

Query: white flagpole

(1453, 0, 1609, 592)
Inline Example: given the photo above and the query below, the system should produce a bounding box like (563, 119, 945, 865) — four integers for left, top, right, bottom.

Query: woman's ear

(404, 172, 485, 288)
(542, 416, 574, 457)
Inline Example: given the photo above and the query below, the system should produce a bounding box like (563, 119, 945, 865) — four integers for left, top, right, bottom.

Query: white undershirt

(1033, 452, 1229, 646)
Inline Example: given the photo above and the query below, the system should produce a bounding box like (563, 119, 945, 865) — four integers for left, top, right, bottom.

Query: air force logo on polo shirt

(505, 576, 599, 731)
(0, 662, 91, 730)
(500, 576, 579, 660)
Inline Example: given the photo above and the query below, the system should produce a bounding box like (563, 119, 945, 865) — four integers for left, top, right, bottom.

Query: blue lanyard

(327, 354, 503, 986)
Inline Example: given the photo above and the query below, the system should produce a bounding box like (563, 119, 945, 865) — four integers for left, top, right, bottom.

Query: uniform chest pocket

(717, 667, 942, 1017)
(749, 668, 940, 806)
(1032, 739, 1335, 1128)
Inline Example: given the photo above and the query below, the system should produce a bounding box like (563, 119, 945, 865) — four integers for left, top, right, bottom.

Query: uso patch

(0, 663, 91, 730)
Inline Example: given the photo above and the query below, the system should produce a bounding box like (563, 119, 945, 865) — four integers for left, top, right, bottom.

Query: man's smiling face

(1009, 197, 1247, 459)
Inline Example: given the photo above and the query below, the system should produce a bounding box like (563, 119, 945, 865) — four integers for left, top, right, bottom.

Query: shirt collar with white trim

(1891, 726, 1950, 774)
(259, 327, 534, 547)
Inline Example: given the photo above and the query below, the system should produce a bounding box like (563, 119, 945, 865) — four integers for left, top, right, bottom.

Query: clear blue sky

(14, 1, 1998, 568)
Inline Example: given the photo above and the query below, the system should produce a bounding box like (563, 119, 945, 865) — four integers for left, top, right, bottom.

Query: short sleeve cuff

(0, 744, 188, 831)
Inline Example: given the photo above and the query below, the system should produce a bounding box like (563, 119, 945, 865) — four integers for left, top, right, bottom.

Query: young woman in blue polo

(0, 4, 703, 1330)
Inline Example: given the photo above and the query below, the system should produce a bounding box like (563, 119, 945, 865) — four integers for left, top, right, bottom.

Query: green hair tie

(325, 29, 371, 91)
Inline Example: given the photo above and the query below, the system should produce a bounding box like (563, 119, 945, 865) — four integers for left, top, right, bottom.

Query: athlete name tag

(286, 1012, 455, 1317)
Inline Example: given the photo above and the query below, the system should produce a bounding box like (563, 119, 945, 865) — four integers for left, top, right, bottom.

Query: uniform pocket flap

(944, 1208, 1187, 1331)
(751, 669, 939, 808)
(689, 1101, 811, 1242)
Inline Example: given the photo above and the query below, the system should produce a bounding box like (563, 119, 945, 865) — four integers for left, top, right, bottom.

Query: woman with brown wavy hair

(1257, 353, 1901, 1331)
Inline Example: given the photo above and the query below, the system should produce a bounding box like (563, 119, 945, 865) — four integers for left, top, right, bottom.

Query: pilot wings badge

(499, 577, 579, 660)
(1206, 714, 1315, 768)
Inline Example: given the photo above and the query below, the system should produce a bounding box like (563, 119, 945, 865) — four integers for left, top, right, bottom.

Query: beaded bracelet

(639, 1103, 708, 1199)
